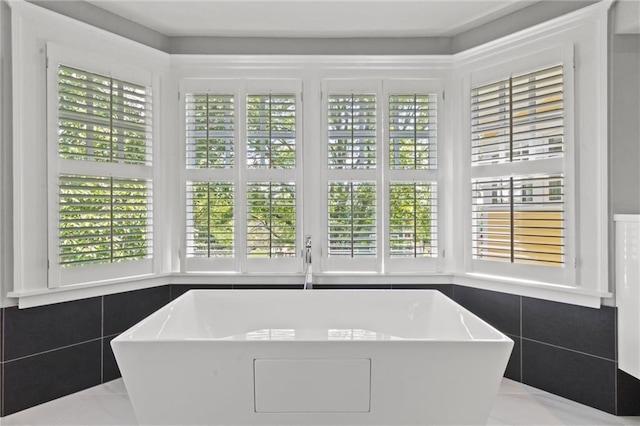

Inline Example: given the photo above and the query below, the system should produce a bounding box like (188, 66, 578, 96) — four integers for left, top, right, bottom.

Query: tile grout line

(520, 296, 523, 383)
(100, 296, 104, 384)
(1, 306, 4, 417)
(521, 336, 617, 363)
(613, 307, 616, 415)
(3, 337, 104, 364)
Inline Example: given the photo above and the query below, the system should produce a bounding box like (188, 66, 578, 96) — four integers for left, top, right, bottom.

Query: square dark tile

(170, 284, 232, 300)
(103, 286, 171, 336)
(3, 340, 102, 416)
(102, 334, 121, 383)
(504, 334, 521, 382)
(452, 285, 521, 336)
(617, 368, 640, 415)
(390, 284, 453, 298)
(3, 298, 101, 361)
(522, 298, 615, 360)
(522, 339, 616, 414)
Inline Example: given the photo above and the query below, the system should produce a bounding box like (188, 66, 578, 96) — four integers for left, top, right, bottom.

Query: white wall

(0, 0, 13, 307)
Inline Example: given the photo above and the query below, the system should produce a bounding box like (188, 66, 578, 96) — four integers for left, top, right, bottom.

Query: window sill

(454, 272, 612, 308)
(7, 273, 172, 308)
(8, 271, 609, 309)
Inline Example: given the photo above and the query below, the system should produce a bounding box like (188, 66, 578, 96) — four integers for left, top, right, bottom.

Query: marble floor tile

(0, 378, 638, 425)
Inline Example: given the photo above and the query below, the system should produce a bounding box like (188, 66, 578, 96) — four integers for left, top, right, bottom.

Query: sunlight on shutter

(471, 65, 565, 268)
(472, 175, 564, 267)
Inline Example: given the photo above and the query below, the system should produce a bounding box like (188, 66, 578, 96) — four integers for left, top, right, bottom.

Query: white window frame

(463, 45, 576, 286)
(45, 43, 156, 288)
(180, 78, 303, 274)
(8, 0, 611, 308)
(384, 79, 442, 274)
(320, 78, 443, 273)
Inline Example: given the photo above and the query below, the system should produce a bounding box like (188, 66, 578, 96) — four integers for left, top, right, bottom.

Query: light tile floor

(0, 378, 639, 425)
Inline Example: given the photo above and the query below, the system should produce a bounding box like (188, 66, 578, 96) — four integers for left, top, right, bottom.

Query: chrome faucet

(304, 236, 313, 289)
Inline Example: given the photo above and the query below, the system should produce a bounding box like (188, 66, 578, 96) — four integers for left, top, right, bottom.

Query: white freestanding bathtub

(112, 290, 513, 425)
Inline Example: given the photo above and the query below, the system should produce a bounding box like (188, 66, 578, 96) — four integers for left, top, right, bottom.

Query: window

(470, 64, 569, 282)
(182, 80, 301, 273)
(322, 80, 440, 273)
(48, 59, 154, 287)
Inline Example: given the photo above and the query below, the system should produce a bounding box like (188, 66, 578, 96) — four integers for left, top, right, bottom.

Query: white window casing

(465, 45, 576, 287)
(8, 0, 612, 307)
(321, 79, 442, 273)
(46, 43, 155, 288)
(181, 79, 303, 274)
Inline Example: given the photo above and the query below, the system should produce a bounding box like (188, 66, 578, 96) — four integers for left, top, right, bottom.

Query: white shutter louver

(470, 64, 565, 268)
(186, 94, 234, 169)
(59, 175, 152, 267)
(472, 175, 564, 266)
(247, 94, 296, 169)
(247, 182, 296, 258)
(471, 65, 563, 166)
(389, 94, 437, 169)
(58, 65, 152, 165)
(389, 182, 437, 258)
(328, 94, 376, 169)
(186, 182, 234, 257)
(328, 181, 377, 257)
(57, 63, 153, 272)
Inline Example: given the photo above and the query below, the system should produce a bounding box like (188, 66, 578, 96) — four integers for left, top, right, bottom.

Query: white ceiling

(85, 0, 537, 38)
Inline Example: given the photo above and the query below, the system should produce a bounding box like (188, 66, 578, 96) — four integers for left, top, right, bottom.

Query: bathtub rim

(111, 289, 514, 345)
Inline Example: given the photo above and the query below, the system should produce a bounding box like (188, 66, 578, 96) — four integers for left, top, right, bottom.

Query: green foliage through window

(247, 94, 296, 169)
(247, 182, 296, 257)
(185, 94, 234, 169)
(389, 94, 437, 170)
(187, 182, 234, 257)
(58, 65, 151, 165)
(389, 182, 437, 257)
(328, 182, 376, 257)
(59, 175, 151, 267)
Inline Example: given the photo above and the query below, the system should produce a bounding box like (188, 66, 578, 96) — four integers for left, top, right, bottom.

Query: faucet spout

(304, 236, 312, 289)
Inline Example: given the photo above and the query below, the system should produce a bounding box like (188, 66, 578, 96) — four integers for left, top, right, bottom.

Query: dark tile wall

(451, 285, 639, 416)
(0, 286, 171, 416)
(0, 282, 638, 417)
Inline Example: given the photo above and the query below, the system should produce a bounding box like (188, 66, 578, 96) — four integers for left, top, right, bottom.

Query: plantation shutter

(389, 94, 437, 169)
(471, 65, 565, 267)
(246, 182, 296, 258)
(389, 182, 437, 258)
(247, 94, 296, 169)
(58, 65, 152, 165)
(59, 175, 152, 267)
(184, 92, 236, 262)
(185, 94, 234, 169)
(328, 94, 377, 169)
(186, 182, 234, 258)
(387, 89, 439, 263)
(56, 64, 153, 274)
(328, 182, 377, 257)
